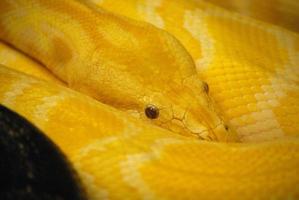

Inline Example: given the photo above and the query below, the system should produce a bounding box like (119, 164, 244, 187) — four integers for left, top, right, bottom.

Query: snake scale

(0, 0, 299, 199)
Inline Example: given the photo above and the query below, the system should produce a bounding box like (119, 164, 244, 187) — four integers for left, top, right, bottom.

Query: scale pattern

(0, 0, 235, 141)
(0, 0, 299, 199)
(204, 0, 299, 33)
(94, 0, 299, 142)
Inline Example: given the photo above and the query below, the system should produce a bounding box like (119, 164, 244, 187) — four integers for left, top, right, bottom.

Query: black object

(0, 105, 87, 200)
(145, 105, 159, 119)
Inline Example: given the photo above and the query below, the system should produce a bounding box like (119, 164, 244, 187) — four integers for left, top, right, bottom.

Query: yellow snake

(0, 0, 299, 199)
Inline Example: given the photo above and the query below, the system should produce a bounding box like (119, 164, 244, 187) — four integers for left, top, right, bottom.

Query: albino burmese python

(0, 0, 299, 199)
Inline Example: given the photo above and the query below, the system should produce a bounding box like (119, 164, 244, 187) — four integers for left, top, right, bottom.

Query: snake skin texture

(0, 0, 235, 141)
(0, 0, 299, 199)
(92, 0, 299, 142)
(205, 0, 299, 32)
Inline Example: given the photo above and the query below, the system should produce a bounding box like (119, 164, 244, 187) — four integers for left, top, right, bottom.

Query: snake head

(136, 74, 238, 142)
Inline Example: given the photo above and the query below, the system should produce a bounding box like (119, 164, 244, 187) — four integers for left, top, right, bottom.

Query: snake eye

(145, 105, 159, 119)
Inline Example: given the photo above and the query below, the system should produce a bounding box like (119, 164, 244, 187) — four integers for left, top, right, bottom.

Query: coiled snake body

(0, 0, 299, 199)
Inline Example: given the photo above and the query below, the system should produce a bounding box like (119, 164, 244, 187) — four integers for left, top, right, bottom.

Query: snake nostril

(203, 81, 209, 93)
(224, 124, 229, 131)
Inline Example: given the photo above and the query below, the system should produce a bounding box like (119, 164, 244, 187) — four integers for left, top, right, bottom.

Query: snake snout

(179, 105, 239, 142)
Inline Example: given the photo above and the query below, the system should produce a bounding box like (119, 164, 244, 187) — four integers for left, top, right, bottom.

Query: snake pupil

(145, 105, 159, 119)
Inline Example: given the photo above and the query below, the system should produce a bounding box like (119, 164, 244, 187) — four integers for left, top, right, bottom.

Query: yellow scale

(0, 0, 299, 199)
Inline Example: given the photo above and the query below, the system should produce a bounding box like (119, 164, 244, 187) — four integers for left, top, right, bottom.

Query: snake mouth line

(156, 114, 223, 141)
(194, 123, 223, 141)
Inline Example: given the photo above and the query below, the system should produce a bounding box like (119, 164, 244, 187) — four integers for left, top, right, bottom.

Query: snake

(203, 0, 299, 33)
(0, 0, 298, 199)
